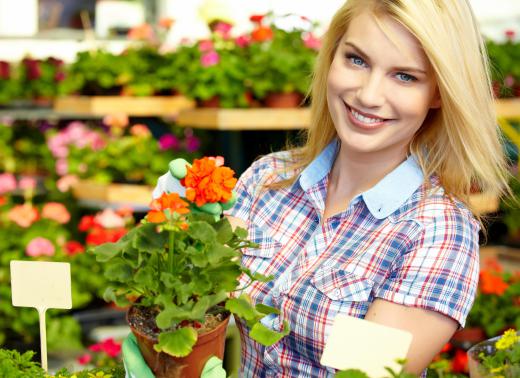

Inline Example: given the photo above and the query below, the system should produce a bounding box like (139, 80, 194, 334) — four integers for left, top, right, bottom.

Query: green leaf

(234, 226, 248, 239)
(186, 245, 208, 267)
(255, 303, 280, 316)
(155, 302, 191, 329)
(335, 370, 370, 378)
(154, 327, 198, 357)
(249, 320, 290, 346)
(188, 221, 217, 244)
(92, 242, 123, 262)
(104, 258, 133, 282)
(207, 244, 239, 265)
(134, 266, 159, 291)
(225, 295, 257, 322)
(215, 218, 233, 244)
(134, 223, 168, 251)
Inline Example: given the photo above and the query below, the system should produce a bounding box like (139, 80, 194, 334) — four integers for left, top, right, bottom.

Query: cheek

(390, 86, 434, 120)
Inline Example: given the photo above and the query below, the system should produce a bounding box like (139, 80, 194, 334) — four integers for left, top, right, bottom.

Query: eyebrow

(343, 41, 428, 75)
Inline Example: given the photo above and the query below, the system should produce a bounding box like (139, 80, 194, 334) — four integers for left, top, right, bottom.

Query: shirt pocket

(241, 226, 282, 259)
(311, 266, 374, 302)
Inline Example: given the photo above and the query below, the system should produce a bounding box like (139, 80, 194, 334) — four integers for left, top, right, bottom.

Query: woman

(222, 0, 509, 376)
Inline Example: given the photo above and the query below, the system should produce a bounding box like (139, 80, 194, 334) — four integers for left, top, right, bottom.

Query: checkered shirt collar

(298, 139, 425, 219)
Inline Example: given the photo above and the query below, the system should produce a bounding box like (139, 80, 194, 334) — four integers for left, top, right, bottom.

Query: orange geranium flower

(182, 157, 237, 207)
(251, 26, 273, 42)
(479, 270, 509, 295)
(147, 192, 190, 223)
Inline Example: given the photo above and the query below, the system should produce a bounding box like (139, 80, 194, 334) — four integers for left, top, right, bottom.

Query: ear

(430, 88, 441, 109)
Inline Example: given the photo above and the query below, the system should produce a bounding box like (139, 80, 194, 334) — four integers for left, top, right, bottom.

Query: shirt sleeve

(374, 209, 480, 327)
(224, 163, 256, 222)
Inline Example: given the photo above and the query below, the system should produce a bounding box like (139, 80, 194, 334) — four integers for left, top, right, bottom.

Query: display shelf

(53, 95, 195, 117)
(469, 192, 499, 214)
(72, 180, 153, 209)
(495, 98, 520, 119)
(176, 107, 310, 130)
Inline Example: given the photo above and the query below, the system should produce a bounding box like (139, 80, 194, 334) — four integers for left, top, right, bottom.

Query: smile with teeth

(350, 108, 385, 124)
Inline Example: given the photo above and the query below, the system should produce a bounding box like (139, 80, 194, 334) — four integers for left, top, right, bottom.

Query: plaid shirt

(225, 140, 480, 377)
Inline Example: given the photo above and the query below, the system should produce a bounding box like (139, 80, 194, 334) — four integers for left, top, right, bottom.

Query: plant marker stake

(10, 261, 72, 372)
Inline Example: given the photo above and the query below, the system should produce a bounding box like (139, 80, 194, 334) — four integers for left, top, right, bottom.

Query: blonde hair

(274, 0, 509, 218)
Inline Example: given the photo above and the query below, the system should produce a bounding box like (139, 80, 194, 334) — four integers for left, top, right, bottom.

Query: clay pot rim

(127, 304, 231, 346)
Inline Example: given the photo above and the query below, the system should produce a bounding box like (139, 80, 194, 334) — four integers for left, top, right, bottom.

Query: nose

(356, 71, 385, 108)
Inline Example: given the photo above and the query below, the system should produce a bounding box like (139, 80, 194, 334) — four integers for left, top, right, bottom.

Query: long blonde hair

(276, 0, 509, 217)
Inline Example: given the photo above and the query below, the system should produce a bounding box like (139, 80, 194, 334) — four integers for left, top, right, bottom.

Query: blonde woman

(151, 0, 509, 376)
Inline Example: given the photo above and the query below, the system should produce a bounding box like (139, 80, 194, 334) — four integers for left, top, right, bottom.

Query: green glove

(123, 333, 226, 378)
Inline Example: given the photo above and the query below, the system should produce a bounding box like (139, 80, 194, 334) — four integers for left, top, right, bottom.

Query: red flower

(251, 26, 273, 42)
(79, 215, 97, 232)
(505, 29, 516, 40)
(86, 227, 127, 245)
(65, 241, 85, 256)
(77, 353, 92, 365)
(249, 14, 265, 24)
(89, 338, 121, 358)
(440, 342, 452, 354)
(451, 349, 468, 373)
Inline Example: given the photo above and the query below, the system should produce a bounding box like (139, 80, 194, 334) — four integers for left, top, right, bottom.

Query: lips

(343, 102, 392, 130)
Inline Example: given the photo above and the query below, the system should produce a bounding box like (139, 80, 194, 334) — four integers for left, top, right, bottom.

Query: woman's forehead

(341, 11, 430, 71)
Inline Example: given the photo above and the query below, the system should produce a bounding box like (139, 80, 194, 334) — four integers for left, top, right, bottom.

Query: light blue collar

(298, 139, 424, 219)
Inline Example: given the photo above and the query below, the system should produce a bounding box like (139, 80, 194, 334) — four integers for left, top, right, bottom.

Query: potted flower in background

(468, 328, 520, 378)
(92, 156, 289, 377)
(17, 57, 66, 106)
(0, 61, 20, 106)
(172, 22, 252, 108)
(247, 14, 319, 108)
(458, 258, 520, 349)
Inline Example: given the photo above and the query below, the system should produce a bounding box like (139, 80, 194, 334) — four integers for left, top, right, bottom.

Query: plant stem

(169, 229, 175, 273)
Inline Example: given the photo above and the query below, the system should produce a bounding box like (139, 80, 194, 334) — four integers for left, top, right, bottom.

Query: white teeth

(351, 108, 384, 124)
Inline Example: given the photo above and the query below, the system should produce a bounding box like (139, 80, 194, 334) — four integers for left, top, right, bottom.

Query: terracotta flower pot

(128, 306, 230, 378)
(198, 96, 220, 108)
(451, 327, 486, 349)
(264, 92, 303, 108)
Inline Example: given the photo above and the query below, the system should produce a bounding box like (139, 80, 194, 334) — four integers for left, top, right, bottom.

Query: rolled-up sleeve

(374, 209, 480, 327)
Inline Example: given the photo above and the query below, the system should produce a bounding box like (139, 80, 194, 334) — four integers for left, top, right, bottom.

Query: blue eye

(346, 53, 367, 67)
(396, 72, 417, 82)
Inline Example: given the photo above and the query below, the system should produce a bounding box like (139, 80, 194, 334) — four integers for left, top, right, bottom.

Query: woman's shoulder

(395, 177, 479, 231)
(244, 149, 301, 185)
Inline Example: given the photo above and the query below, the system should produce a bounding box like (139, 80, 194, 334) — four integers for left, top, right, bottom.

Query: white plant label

(10, 260, 72, 371)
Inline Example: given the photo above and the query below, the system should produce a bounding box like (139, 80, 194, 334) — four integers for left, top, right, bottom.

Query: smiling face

(327, 11, 440, 162)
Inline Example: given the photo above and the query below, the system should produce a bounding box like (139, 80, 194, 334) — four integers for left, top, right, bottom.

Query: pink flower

(158, 134, 179, 150)
(198, 40, 214, 52)
(77, 353, 92, 365)
(56, 159, 68, 176)
(209, 156, 225, 167)
(56, 174, 79, 192)
(8, 204, 39, 228)
(235, 35, 251, 48)
(0, 173, 17, 194)
(94, 208, 125, 229)
(18, 176, 37, 191)
(213, 22, 233, 38)
(89, 338, 121, 358)
(185, 135, 201, 152)
(42, 202, 71, 224)
(159, 17, 174, 29)
(303, 32, 321, 51)
(127, 23, 155, 41)
(505, 75, 515, 88)
(26, 237, 55, 257)
(130, 124, 151, 137)
(201, 51, 220, 67)
(505, 29, 516, 41)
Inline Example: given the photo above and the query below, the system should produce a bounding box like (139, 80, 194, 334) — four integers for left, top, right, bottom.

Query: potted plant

(172, 22, 252, 108)
(247, 14, 319, 107)
(17, 57, 66, 105)
(468, 328, 520, 377)
(92, 156, 289, 377)
(461, 258, 520, 345)
(486, 30, 520, 98)
(0, 61, 20, 106)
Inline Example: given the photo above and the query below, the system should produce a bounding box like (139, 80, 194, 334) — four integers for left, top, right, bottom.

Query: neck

(329, 143, 408, 198)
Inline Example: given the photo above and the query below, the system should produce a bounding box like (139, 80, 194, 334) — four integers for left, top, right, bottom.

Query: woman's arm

(365, 298, 458, 374)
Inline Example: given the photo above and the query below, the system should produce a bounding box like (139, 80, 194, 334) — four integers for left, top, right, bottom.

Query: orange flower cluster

(479, 270, 509, 295)
(182, 157, 237, 207)
(147, 192, 190, 223)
